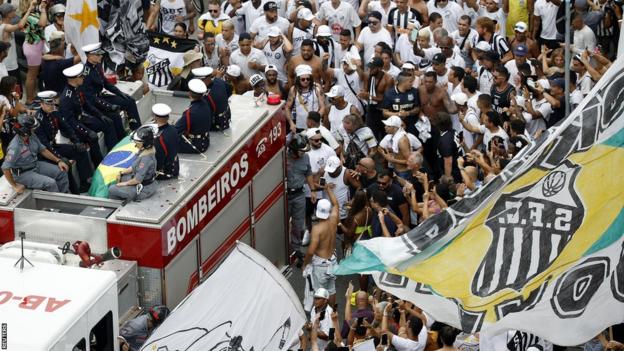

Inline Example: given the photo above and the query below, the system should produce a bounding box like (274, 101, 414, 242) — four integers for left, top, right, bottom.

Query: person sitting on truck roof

(190, 66, 233, 132)
(108, 125, 158, 203)
(1, 113, 70, 194)
(175, 79, 212, 153)
(120, 305, 170, 351)
(152, 103, 179, 180)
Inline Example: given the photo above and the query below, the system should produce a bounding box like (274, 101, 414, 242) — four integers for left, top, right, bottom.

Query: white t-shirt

(385, 64, 401, 79)
(0, 24, 18, 70)
(504, 59, 536, 89)
(310, 305, 334, 351)
(236, 1, 265, 32)
(357, 27, 393, 64)
(249, 16, 290, 42)
(573, 25, 597, 54)
(462, 107, 481, 149)
(391, 326, 428, 351)
(316, 1, 362, 41)
(450, 28, 479, 58)
(229, 47, 268, 79)
(480, 7, 507, 37)
(478, 125, 509, 151)
(367, 0, 396, 27)
(524, 98, 552, 136)
(395, 34, 421, 65)
(427, 1, 464, 33)
(216, 33, 240, 53)
(577, 71, 594, 96)
(534, 0, 559, 40)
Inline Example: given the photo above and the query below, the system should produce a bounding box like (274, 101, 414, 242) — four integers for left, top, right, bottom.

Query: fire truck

(0, 90, 289, 313)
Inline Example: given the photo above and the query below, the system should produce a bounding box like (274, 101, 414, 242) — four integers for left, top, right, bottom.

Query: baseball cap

(265, 64, 278, 73)
(314, 287, 330, 299)
(316, 25, 332, 37)
(432, 53, 446, 64)
(367, 57, 383, 68)
(295, 64, 313, 77)
(475, 41, 491, 52)
(226, 65, 241, 77)
(325, 85, 345, 98)
(315, 199, 332, 220)
(263, 1, 278, 11)
(513, 44, 528, 57)
(267, 26, 281, 37)
(419, 59, 432, 69)
(249, 73, 265, 87)
(297, 7, 315, 21)
(152, 103, 172, 117)
(382, 115, 402, 128)
(401, 62, 416, 70)
(49, 31, 65, 42)
(341, 53, 357, 70)
(550, 78, 565, 89)
(514, 21, 528, 33)
(188, 79, 208, 94)
(324, 155, 341, 173)
(451, 92, 468, 105)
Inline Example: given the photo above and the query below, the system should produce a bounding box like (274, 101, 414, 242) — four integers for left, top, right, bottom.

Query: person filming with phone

(309, 288, 334, 351)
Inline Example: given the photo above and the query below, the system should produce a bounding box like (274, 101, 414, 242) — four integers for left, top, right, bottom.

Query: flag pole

(564, 0, 571, 118)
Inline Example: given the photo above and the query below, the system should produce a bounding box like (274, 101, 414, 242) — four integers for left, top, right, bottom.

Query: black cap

(264, 1, 278, 10)
(367, 57, 383, 68)
(432, 53, 446, 64)
(419, 58, 432, 69)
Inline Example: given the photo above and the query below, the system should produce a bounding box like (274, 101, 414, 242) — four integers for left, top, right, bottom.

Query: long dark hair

(348, 189, 369, 219)
(0, 76, 17, 98)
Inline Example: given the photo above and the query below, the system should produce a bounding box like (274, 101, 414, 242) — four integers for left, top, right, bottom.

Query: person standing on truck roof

(1, 113, 70, 194)
(120, 305, 170, 351)
(175, 79, 213, 153)
(191, 66, 233, 132)
(108, 125, 158, 202)
(302, 182, 339, 307)
(152, 103, 179, 180)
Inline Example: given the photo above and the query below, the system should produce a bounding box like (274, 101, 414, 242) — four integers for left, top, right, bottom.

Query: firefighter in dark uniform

(59, 63, 115, 167)
(108, 125, 158, 202)
(1, 114, 70, 194)
(152, 103, 179, 180)
(81, 43, 141, 131)
(175, 79, 212, 153)
(34, 91, 92, 194)
(191, 66, 232, 131)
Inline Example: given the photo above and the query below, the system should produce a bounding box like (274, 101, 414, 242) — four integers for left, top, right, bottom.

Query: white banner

(141, 242, 306, 351)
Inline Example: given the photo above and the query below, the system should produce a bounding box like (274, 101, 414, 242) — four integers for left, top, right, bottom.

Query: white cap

(324, 155, 341, 173)
(314, 287, 330, 299)
(295, 64, 312, 77)
(304, 127, 322, 139)
(63, 63, 85, 78)
(152, 103, 172, 117)
(401, 62, 416, 70)
(451, 92, 468, 105)
(382, 115, 402, 128)
(49, 31, 64, 42)
(325, 85, 345, 98)
(514, 21, 528, 33)
(37, 90, 57, 102)
(249, 73, 265, 86)
(537, 78, 550, 90)
(82, 42, 104, 55)
(315, 200, 332, 221)
(192, 66, 214, 78)
(267, 26, 281, 37)
(188, 79, 208, 94)
(297, 7, 315, 21)
(341, 53, 357, 70)
(226, 65, 241, 77)
(265, 64, 278, 73)
(475, 41, 491, 51)
(316, 25, 332, 37)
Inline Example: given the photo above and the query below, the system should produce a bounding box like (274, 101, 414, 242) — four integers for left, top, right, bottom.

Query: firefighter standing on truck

(108, 126, 158, 202)
(1, 114, 70, 194)
(152, 103, 179, 179)
(175, 79, 212, 153)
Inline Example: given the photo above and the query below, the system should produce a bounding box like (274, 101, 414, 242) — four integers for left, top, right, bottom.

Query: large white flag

(64, 0, 100, 61)
(141, 242, 306, 351)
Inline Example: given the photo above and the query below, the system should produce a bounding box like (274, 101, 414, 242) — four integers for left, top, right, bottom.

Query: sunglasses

(310, 138, 322, 142)
(300, 77, 311, 82)
(208, 9, 219, 13)
(368, 20, 380, 25)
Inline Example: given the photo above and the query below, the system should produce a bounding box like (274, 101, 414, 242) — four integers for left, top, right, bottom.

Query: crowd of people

(0, 0, 621, 348)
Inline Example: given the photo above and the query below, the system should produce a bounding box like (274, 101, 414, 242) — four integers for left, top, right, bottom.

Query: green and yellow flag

(88, 136, 138, 198)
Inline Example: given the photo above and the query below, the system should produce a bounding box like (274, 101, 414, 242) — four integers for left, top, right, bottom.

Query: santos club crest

(472, 161, 585, 297)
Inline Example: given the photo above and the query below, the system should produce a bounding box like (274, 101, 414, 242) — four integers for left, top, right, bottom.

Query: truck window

(72, 338, 86, 351)
(90, 311, 114, 351)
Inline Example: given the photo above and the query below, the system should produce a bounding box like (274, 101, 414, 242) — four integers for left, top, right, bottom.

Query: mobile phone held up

(320, 310, 326, 321)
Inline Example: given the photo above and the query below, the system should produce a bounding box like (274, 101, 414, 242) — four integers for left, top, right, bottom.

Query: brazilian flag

(88, 136, 138, 198)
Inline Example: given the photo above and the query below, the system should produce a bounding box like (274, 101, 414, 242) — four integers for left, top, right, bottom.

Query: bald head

(358, 157, 375, 173)
(356, 291, 369, 308)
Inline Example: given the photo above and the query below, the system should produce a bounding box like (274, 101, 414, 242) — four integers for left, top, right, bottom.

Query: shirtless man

(286, 39, 323, 88)
(303, 183, 339, 306)
(379, 116, 412, 178)
(359, 57, 395, 139)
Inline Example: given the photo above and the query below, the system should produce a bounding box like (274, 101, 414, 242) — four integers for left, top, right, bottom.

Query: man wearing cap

(304, 127, 337, 222)
(41, 32, 81, 94)
(504, 43, 536, 89)
(316, 0, 362, 42)
(452, 92, 480, 150)
(168, 50, 203, 91)
(152, 103, 179, 179)
(35, 91, 91, 193)
(522, 78, 552, 137)
(192, 66, 233, 131)
(508, 22, 539, 58)
(265, 64, 288, 98)
(288, 7, 315, 56)
(261, 27, 293, 83)
(323, 52, 365, 115)
(314, 25, 337, 68)
(224, 64, 252, 94)
(81, 43, 142, 130)
(356, 11, 393, 65)
(2, 114, 70, 194)
(302, 182, 339, 306)
(379, 115, 412, 178)
(309, 288, 334, 350)
(59, 63, 115, 167)
(286, 39, 323, 87)
(243, 74, 267, 101)
(325, 85, 360, 132)
(382, 72, 420, 136)
(175, 79, 212, 153)
(285, 63, 326, 133)
(227, 33, 268, 81)
(305, 112, 340, 152)
(361, 57, 395, 138)
(427, 53, 450, 87)
(249, 2, 289, 43)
